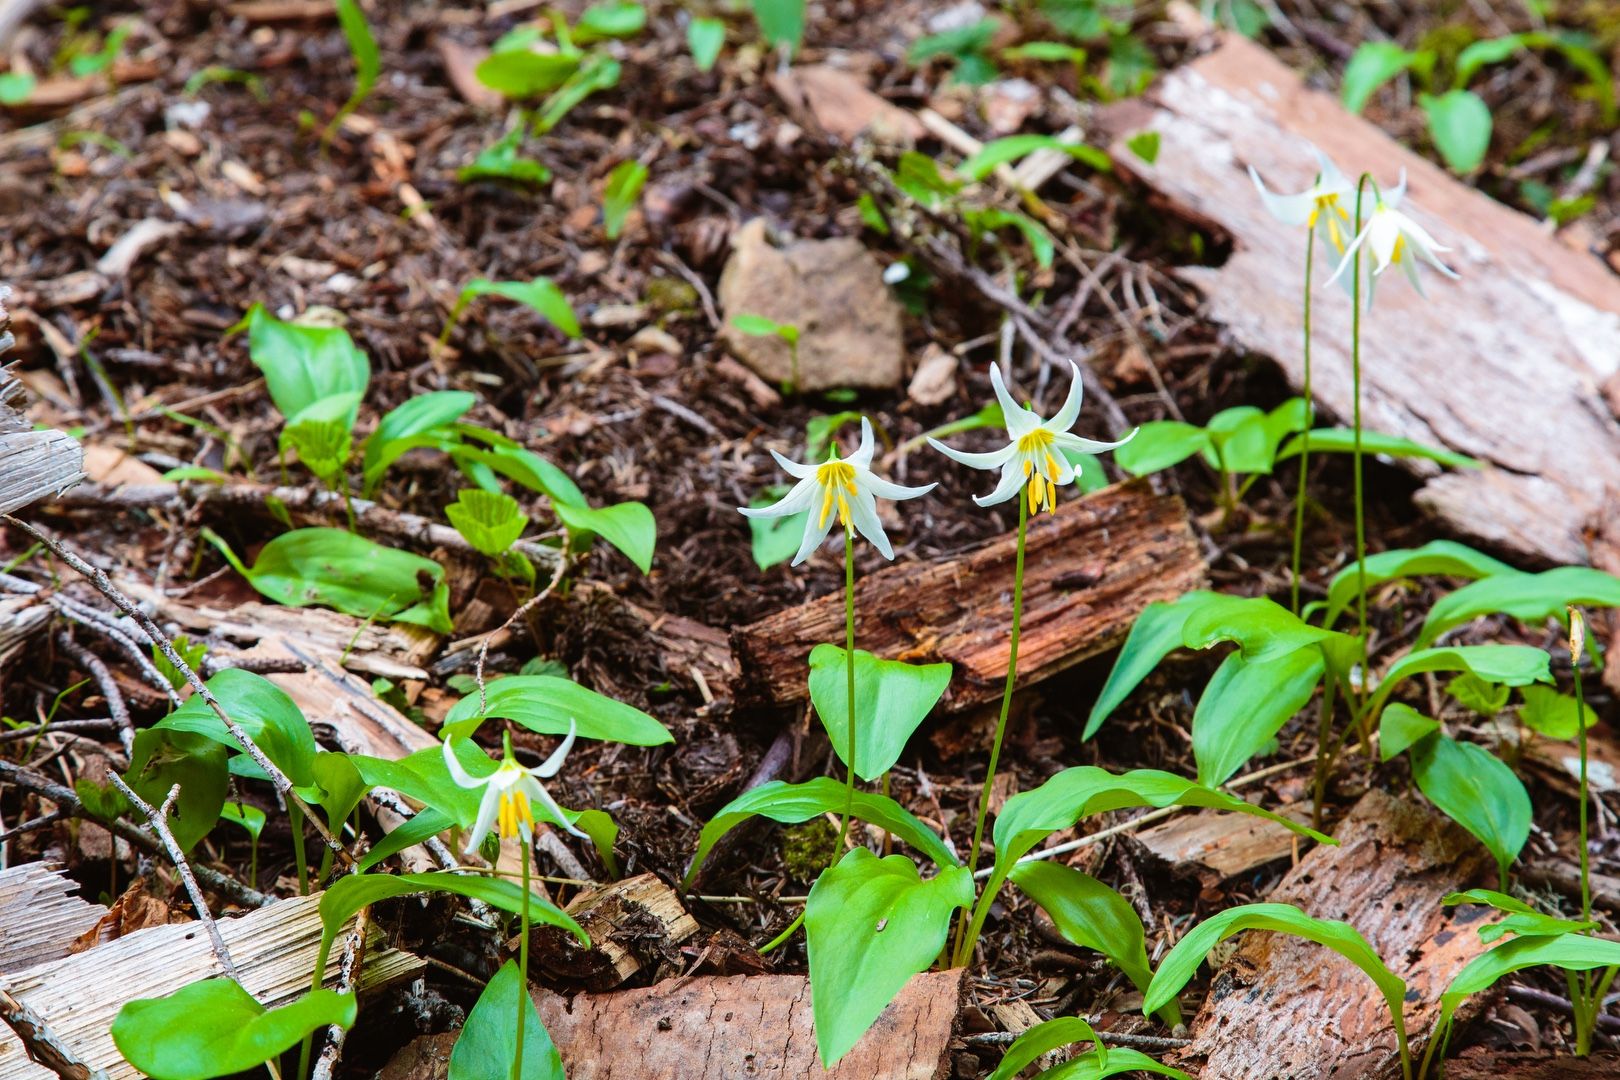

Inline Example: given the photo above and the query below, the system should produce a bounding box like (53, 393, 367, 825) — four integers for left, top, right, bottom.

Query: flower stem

(514, 838, 531, 1080)
(1574, 618, 1591, 927)
(837, 527, 857, 847)
(1572, 610, 1596, 1055)
(1290, 227, 1316, 615)
(1350, 175, 1372, 724)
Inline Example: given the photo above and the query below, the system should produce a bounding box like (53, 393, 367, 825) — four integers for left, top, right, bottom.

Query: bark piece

(0, 866, 107, 974)
(1176, 789, 1494, 1080)
(0, 894, 422, 1080)
(734, 484, 1206, 711)
(529, 873, 700, 991)
(1102, 34, 1620, 564)
(1128, 803, 1312, 887)
(1440, 1049, 1620, 1079)
(770, 65, 925, 146)
(534, 968, 966, 1079)
(718, 219, 905, 392)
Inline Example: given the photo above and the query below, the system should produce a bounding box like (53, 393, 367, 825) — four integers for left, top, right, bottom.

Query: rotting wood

(0, 866, 107, 974)
(533, 968, 966, 1080)
(1099, 34, 1620, 565)
(528, 873, 700, 991)
(1128, 803, 1313, 887)
(0, 894, 422, 1080)
(0, 288, 84, 517)
(1174, 789, 1494, 1080)
(733, 483, 1206, 711)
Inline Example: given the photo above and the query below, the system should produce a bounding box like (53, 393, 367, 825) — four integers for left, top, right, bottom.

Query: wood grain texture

(1177, 789, 1493, 1080)
(0, 865, 106, 975)
(530, 873, 700, 991)
(1128, 804, 1311, 887)
(1103, 35, 1620, 564)
(0, 289, 85, 515)
(0, 894, 423, 1080)
(535, 968, 965, 1079)
(733, 483, 1205, 711)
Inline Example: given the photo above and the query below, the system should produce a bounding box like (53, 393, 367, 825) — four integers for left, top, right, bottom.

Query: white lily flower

(739, 416, 935, 566)
(1249, 148, 1356, 255)
(928, 362, 1135, 513)
(443, 723, 585, 855)
(1329, 170, 1458, 303)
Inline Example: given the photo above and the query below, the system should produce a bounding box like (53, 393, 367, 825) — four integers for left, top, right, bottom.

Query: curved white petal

(1366, 213, 1400, 273)
(1053, 428, 1136, 455)
(768, 448, 816, 480)
(973, 460, 1030, 507)
(464, 785, 501, 855)
(1383, 169, 1407, 210)
(790, 506, 836, 566)
(926, 436, 1018, 471)
(990, 365, 1041, 437)
(1399, 245, 1427, 297)
(847, 488, 894, 560)
(862, 471, 935, 502)
(442, 736, 487, 791)
(1312, 149, 1351, 194)
(523, 776, 588, 839)
(738, 476, 817, 519)
(1045, 361, 1086, 433)
(844, 417, 875, 470)
(532, 719, 576, 779)
(1327, 224, 1372, 285)
(1249, 167, 1315, 226)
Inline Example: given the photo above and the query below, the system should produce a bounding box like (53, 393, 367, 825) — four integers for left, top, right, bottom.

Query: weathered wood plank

(1102, 35, 1620, 565)
(733, 483, 1206, 711)
(1, 287, 84, 515)
(1128, 804, 1312, 887)
(0, 865, 106, 975)
(528, 873, 700, 991)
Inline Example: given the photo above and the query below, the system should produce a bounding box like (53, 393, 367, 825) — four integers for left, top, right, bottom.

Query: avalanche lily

(928, 361, 1134, 514)
(1330, 170, 1458, 302)
(1250, 148, 1356, 254)
(443, 724, 585, 855)
(739, 416, 934, 565)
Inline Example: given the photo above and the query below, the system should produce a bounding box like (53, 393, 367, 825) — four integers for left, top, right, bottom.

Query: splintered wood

(529, 873, 699, 991)
(1176, 790, 1494, 1080)
(0, 865, 107, 974)
(734, 483, 1205, 710)
(0, 287, 84, 516)
(1104, 35, 1620, 565)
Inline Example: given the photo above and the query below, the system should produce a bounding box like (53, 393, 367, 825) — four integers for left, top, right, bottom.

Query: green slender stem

(837, 527, 857, 847)
(289, 801, 309, 896)
(1350, 176, 1372, 716)
(1291, 227, 1316, 615)
(1574, 622, 1591, 926)
(1573, 613, 1594, 1056)
(438, 296, 470, 346)
(759, 909, 806, 954)
(1311, 671, 1340, 831)
(515, 837, 531, 1080)
(880, 771, 893, 857)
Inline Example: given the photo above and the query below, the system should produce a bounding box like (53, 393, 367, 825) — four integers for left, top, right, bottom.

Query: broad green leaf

(958, 135, 1110, 182)
(280, 416, 352, 486)
(1365, 644, 1552, 719)
(1456, 35, 1527, 86)
(112, 980, 355, 1080)
(1444, 889, 1595, 943)
(1446, 672, 1510, 717)
(450, 431, 586, 506)
(1276, 427, 1479, 470)
(458, 278, 581, 339)
(239, 304, 369, 427)
(1009, 861, 1177, 1025)
(1417, 566, 1620, 646)
(682, 778, 957, 888)
(1216, 398, 1310, 475)
(356, 808, 453, 872)
(443, 674, 672, 745)
(533, 54, 621, 134)
(1193, 647, 1324, 787)
(1411, 733, 1530, 885)
(1181, 593, 1358, 675)
(123, 729, 228, 853)
(302, 751, 369, 831)
(1043, 1046, 1193, 1080)
(1084, 590, 1222, 739)
(552, 499, 656, 573)
(747, 485, 805, 570)
(1143, 903, 1404, 1046)
(362, 390, 476, 493)
(687, 17, 726, 71)
(449, 960, 565, 1080)
(446, 489, 528, 557)
(0, 71, 35, 104)
(805, 849, 974, 1066)
(157, 668, 318, 788)
(1434, 934, 1620, 1046)
(575, 2, 647, 42)
(1126, 130, 1160, 164)
(203, 527, 453, 635)
(476, 51, 581, 98)
(602, 160, 649, 240)
(1317, 540, 1516, 628)
(808, 645, 952, 781)
(986, 1017, 1105, 1080)
(219, 801, 266, 840)
(458, 126, 552, 187)
(1113, 421, 1208, 477)
(752, 0, 806, 56)
(1420, 89, 1492, 173)
(1342, 41, 1424, 113)
(1377, 703, 1439, 761)
(1518, 684, 1597, 740)
(329, 0, 379, 139)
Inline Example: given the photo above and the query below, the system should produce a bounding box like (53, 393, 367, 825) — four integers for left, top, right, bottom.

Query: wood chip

(0, 865, 107, 974)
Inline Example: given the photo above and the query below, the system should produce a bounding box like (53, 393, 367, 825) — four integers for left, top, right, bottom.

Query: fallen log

(1174, 789, 1493, 1079)
(733, 482, 1205, 711)
(1100, 34, 1620, 566)
(528, 873, 700, 991)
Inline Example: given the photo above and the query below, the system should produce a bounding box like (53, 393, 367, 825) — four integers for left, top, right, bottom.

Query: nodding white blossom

(739, 417, 935, 566)
(1329, 170, 1458, 303)
(443, 724, 585, 855)
(1250, 148, 1357, 255)
(928, 362, 1135, 514)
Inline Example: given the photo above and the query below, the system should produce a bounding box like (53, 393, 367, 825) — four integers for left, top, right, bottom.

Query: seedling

(441, 277, 581, 345)
(601, 159, 649, 240)
(687, 16, 726, 72)
(324, 0, 378, 147)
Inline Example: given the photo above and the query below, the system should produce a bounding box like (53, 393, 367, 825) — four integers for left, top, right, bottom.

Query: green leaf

(730, 312, 792, 339)
(687, 17, 726, 71)
(1411, 732, 1530, 885)
(808, 645, 952, 781)
(239, 304, 369, 427)
(1009, 861, 1177, 1026)
(476, 51, 582, 99)
(362, 391, 476, 494)
(219, 801, 266, 840)
(1443, 889, 1595, 943)
(280, 416, 352, 486)
(747, 485, 806, 570)
(123, 729, 229, 853)
(446, 489, 528, 557)
(1342, 41, 1423, 113)
(804, 410, 858, 459)
(1317, 540, 1516, 628)
(602, 160, 649, 240)
(551, 499, 656, 573)
(683, 778, 957, 888)
(1446, 672, 1510, 717)
(1193, 647, 1324, 787)
(112, 980, 355, 1080)
(458, 126, 552, 187)
(963, 208, 1057, 269)
(1126, 130, 1160, 164)
(1084, 590, 1222, 739)
(458, 278, 581, 339)
(805, 849, 974, 1066)
(1143, 903, 1405, 1043)
(1215, 398, 1310, 475)
(895, 151, 965, 209)
(986, 1017, 1105, 1080)
(1378, 703, 1440, 761)
(156, 669, 318, 788)
(160, 465, 228, 484)
(1456, 35, 1527, 86)
(752, 0, 805, 56)
(0, 71, 36, 104)
(1434, 934, 1620, 1047)
(203, 527, 453, 635)
(356, 808, 453, 872)
(533, 54, 621, 134)
(1420, 89, 1492, 173)
(329, 0, 379, 139)
(1112, 421, 1208, 477)
(451, 431, 586, 506)
(1042, 1046, 1193, 1080)
(1417, 566, 1620, 646)
(442, 674, 673, 745)
(1365, 644, 1552, 719)
(1276, 427, 1480, 470)
(1180, 593, 1358, 675)
(303, 751, 369, 831)
(958, 135, 1110, 182)
(1518, 684, 1598, 740)
(575, 2, 647, 43)
(449, 960, 565, 1080)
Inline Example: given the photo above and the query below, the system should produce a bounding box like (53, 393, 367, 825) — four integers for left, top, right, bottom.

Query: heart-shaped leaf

(1192, 646, 1324, 787)
(239, 304, 369, 429)
(808, 645, 952, 781)
(551, 499, 656, 574)
(448, 960, 565, 1080)
(442, 674, 672, 745)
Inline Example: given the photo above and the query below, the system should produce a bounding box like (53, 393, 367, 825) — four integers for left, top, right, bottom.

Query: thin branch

(476, 553, 569, 715)
(56, 632, 134, 755)
(110, 777, 242, 983)
(0, 984, 108, 1080)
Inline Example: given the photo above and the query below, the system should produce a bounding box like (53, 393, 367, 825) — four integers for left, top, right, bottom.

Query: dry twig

(55, 632, 135, 755)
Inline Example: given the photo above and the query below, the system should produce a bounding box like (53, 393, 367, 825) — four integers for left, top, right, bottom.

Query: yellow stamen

(1028, 475, 1040, 514)
(1016, 428, 1056, 455)
(836, 492, 851, 528)
(817, 461, 857, 530)
(1391, 234, 1405, 263)
(1045, 477, 1056, 513)
(819, 485, 836, 528)
(1022, 458, 1033, 476)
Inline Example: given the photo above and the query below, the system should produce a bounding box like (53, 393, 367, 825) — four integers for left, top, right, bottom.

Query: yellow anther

(819, 485, 837, 528)
(1022, 458, 1033, 476)
(1016, 428, 1056, 455)
(1045, 452, 1060, 478)
(836, 492, 851, 528)
(1027, 476, 1040, 514)
(1045, 478, 1056, 513)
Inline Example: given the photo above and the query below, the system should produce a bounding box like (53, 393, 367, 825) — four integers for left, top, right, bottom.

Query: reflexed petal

(523, 776, 588, 839)
(973, 460, 1030, 507)
(790, 505, 836, 566)
(1365, 213, 1401, 273)
(990, 365, 1041, 437)
(1397, 215, 1459, 278)
(442, 736, 486, 790)
(1248, 167, 1315, 227)
(847, 488, 894, 560)
(1053, 429, 1136, 455)
(848, 417, 876, 469)
(768, 448, 817, 480)
(1046, 361, 1086, 433)
(738, 476, 817, 518)
(465, 785, 501, 855)
(862, 471, 936, 501)
(1382, 168, 1408, 210)
(1311, 149, 1352, 195)
(1399, 244, 1426, 296)
(926, 436, 1018, 471)
(532, 719, 577, 779)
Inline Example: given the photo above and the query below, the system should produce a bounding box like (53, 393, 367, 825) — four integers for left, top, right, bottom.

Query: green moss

(780, 818, 840, 882)
(645, 276, 699, 315)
